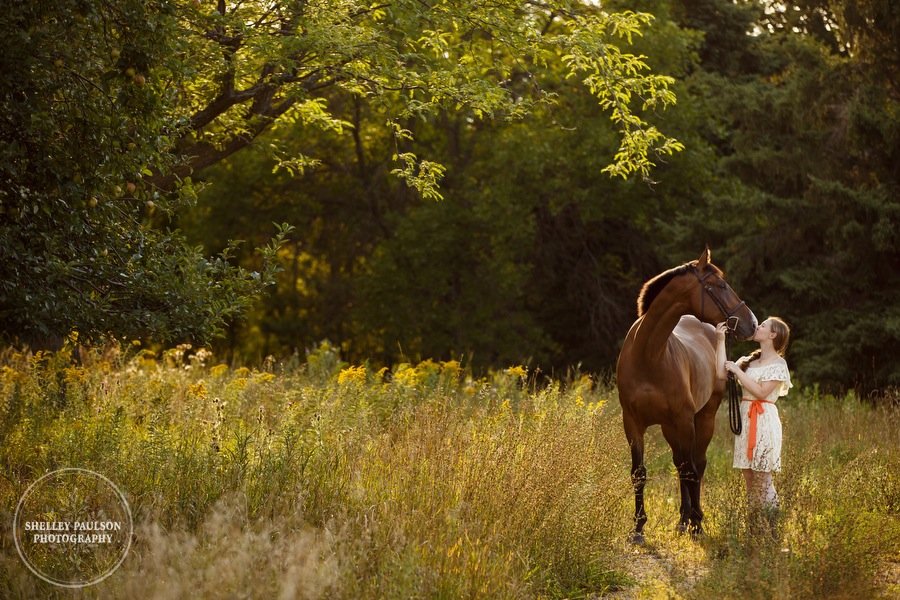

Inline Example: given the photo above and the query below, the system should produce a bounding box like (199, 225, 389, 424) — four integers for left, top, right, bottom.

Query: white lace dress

(732, 358, 792, 472)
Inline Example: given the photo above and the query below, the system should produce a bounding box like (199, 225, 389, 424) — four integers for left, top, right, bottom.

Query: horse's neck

(632, 300, 689, 361)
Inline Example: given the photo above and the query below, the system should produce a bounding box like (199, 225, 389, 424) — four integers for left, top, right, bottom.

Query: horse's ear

(697, 245, 711, 268)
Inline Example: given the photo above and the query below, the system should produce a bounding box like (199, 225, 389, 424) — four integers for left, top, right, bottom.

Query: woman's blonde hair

(768, 316, 791, 356)
(741, 316, 791, 370)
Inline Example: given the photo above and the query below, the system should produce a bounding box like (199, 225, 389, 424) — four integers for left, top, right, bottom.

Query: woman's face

(754, 319, 776, 344)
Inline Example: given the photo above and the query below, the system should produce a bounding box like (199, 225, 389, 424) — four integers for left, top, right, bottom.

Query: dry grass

(611, 389, 900, 599)
(0, 345, 897, 598)
(0, 347, 632, 598)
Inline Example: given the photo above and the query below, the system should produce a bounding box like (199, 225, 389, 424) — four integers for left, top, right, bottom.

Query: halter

(691, 266, 746, 334)
(691, 265, 744, 435)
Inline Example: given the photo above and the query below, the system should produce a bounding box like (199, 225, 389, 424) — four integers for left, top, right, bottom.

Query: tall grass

(635, 388, 900, 599)
(700, 391, 900, 598)
(0, 346, 632, 599)
(0, 344, 897, 598)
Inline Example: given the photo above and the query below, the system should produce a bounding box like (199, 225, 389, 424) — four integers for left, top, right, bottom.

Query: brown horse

(616, 247, 757, 542)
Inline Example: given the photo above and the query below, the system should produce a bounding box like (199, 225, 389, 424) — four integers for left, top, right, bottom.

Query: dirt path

(599, 537, 710, 599)
(602, 537, 900, 599)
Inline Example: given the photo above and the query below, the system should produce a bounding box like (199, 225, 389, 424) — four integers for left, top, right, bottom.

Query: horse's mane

(636, 260, 722, 317)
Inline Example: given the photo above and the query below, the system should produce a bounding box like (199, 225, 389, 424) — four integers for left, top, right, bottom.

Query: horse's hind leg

(661, 419, 702, 537)
(690, 404, 719, 529)
(624, 412, 648, 543)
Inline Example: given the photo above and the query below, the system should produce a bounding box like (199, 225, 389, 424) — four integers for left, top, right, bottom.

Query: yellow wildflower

(440, 360, 462, 376)
(338, 365, 367, 386)
(1, 366, 23, 384)
(189, 381, 208, 399)
(506, 365, 528, 378)
(393, 364, 420, 388)
(588, 400, 606, 412)
(63, 366, 88, 385)
(254, 372, 276, 384)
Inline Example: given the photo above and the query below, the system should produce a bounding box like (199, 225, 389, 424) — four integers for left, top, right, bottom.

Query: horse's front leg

(624, 414, 648, 544)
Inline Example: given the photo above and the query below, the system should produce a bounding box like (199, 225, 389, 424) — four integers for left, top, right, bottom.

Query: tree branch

(150, 95, 301, 192)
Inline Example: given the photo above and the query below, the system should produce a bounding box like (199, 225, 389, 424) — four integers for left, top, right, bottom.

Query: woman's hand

(723, 361, 740, 375)
(716, 322, 728, 341)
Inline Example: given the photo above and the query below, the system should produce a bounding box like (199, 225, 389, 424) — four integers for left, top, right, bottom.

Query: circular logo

(13, 468, 133, 588)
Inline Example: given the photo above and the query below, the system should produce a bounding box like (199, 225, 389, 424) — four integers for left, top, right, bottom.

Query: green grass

(0, 344, 898, 598)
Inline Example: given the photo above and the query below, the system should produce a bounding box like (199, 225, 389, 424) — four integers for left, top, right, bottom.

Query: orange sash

(742, 398, 775, 461)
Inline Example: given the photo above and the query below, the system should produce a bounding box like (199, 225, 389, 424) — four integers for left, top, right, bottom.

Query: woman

(716, 317, 792, 510)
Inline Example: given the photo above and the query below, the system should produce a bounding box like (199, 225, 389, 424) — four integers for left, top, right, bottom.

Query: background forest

(2, 2, 899, 597)
(187, 0, 899, 393)
(2, 0, 899, 394)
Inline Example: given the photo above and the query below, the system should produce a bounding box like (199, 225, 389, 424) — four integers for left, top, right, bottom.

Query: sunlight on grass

(614, 388, 900, 599)
(0, 345, 897, 598)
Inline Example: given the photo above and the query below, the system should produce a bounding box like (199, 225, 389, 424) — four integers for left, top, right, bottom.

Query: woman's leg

(743, 469, 777, 507)
(742, 468, 760, 505)
(758, 471, 778, 508)
(744, 469, 780, 537)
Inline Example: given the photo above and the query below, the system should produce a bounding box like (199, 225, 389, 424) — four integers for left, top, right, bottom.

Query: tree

(148, 0, 684, 191)
(664, 0, 900, 393)
(179, 0, 709, 370)
(180, 0, 900, 391)
(0, 0, 291, 347)
(1, 0, 683, 347)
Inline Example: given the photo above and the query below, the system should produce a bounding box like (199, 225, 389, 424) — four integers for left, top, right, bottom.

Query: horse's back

(671, 316, 721, 413)
(617, 315, 722, 419)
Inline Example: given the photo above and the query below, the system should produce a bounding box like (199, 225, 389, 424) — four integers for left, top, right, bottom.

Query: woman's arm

(715, 322, 728, 381)
(723, 362, 781, 400)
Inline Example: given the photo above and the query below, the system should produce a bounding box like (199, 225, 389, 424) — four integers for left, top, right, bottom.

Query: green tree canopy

(186, 0, 900, 394)
(0, 0, 291, 347)
(180, 0, 708, 368)
(0, 0, 682, 347)
(665, 0, 900, 393)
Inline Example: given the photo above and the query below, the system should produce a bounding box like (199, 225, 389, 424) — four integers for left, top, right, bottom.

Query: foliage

(7, 0, 898, 392)
(0, 1, 291, 346)
(178, 0, 900, 392)
(0, 346, 630, 598)
(180, 0, 707, 369)
(146, 0, 683, 190)
(1, 0, 682, 350)
(662, 0, 900, 392)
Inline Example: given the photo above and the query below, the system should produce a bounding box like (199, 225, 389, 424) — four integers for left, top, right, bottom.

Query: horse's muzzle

(728, 311, 758, 341)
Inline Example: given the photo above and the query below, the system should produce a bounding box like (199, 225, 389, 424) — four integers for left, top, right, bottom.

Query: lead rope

(727, 372, 742, 435)
(726, 334, 742, 435)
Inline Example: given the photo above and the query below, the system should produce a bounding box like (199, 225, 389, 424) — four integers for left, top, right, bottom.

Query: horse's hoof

(627, 531, 645, 545)
(676, 523, 704, 539)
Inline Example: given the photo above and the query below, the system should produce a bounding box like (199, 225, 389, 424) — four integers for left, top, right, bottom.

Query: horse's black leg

(661, 420, 700, 536)
(689, 406, 719, 537)
(631, 463, 648, 542)
(624, 415, 648, 543)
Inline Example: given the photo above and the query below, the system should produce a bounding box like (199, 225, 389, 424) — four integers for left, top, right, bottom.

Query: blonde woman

(716, 317, 792, 510)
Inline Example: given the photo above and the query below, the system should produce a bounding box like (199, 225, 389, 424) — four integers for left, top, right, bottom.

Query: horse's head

(691, 246, 758, 340)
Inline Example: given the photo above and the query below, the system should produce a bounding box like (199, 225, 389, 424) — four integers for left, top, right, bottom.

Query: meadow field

(0, 343, 898, 599)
